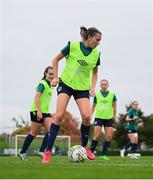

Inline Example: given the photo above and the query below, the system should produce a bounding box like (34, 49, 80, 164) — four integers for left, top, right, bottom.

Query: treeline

(11, 107, 153, 149)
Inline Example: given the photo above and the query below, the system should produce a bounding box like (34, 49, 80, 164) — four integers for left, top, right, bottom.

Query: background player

(120, 100, 141, 159)
(18, 66, 54, 160)
(90, 79, 117, 160)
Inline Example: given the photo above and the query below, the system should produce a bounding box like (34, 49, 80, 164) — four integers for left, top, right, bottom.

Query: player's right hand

(51, 77, 59, 87)
(133, 116, 139, 121)
(37, 111, 43, 120)
(113, 118, 117, 126)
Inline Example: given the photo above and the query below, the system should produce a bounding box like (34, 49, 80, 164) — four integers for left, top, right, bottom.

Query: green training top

(61, 41, 101, 66)
(93, 91, 117, 104)
(95, 91, 115, 119)
(31, 79, 53, 113)
(37, 79, 51, 93)
(60, 41, 100, 90)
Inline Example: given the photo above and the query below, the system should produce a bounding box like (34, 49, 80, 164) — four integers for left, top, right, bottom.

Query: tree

(59, 111, 80, 142)
(11, 111, 81, 143)
(138, 114, 153, 147)
(11, 116, 30, 136)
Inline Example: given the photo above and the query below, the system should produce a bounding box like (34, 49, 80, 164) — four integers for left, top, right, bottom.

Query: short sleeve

(95, 52, 101, 66)
(37, 83, 45, 94)
(61, 41, 70, 57)
(113, 94, 117, 102)
(127, 109, 133, 117)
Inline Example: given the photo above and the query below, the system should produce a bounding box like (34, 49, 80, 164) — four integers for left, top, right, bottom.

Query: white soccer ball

(68, 145, 87, 163)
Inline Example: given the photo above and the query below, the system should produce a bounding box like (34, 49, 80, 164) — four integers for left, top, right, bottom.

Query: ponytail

(80, 26, 102, 40)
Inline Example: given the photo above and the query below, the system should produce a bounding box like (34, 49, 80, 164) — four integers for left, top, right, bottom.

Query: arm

(90, 66, 98, 96)
(126, 115, 133, 122)
(126, 109, 136, 122)
(113, 101, 117, 124)
(91, 103, 96, 115)
(51, 52, 65, 86)
(34, 91, 43, 119)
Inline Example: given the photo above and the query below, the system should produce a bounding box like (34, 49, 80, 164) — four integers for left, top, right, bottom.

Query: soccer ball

(68, 145, 87, 163)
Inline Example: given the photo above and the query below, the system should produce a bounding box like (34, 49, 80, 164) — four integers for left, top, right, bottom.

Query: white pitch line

(2, 161, 152, 168)
(52, 162, 153, 167)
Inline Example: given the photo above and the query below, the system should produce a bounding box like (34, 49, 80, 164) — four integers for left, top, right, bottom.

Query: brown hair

(80, 26, 102, 40)
(100, 79, 109, 84)
(42, 66, 53, 79)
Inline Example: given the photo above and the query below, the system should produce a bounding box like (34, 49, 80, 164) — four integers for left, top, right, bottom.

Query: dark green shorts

(94, 118, 113, 127)
(57, 79, 89, 100)
(126, 129, 137, 133)
(30, 111, 52, 124)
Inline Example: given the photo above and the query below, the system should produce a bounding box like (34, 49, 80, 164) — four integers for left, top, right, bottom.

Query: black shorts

(94, 118, 113, 127)
(126, 129, 137, 134)
(57, 79, 89, 100)
(30, 111, 52, 124)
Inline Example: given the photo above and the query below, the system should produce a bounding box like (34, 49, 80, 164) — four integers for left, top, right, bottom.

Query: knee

(135, 139, 138, 144)
(30, 131, 37, 137)
(106, 135, 112, 141)
(54, 112, 64, 124)
(130, 139, 135, 144)
(94, 133, 101, 140)
(82, 114, 91, 125)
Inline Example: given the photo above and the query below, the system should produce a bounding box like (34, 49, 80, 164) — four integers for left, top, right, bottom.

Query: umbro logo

(77, 60, 88, 66)
(101, 100, 108, 104)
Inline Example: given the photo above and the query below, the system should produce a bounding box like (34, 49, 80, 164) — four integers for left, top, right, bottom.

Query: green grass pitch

(0, 156, 153, 179)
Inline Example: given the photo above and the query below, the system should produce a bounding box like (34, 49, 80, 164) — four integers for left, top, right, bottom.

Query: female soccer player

(120, 100, 140, 159)
(90, 79, 117, 160)
(42, 26, 102, 163)
(18, 66, 54, 160)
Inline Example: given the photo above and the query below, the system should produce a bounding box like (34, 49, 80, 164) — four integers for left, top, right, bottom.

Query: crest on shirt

(77, 60, 88, 66)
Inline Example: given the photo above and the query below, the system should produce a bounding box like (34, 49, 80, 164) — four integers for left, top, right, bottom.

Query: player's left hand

(89, 87, 95, 97)
(112, 118, 117, 127)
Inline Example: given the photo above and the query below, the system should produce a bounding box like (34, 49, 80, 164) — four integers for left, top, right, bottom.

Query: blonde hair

(130, 100, 139, 108)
